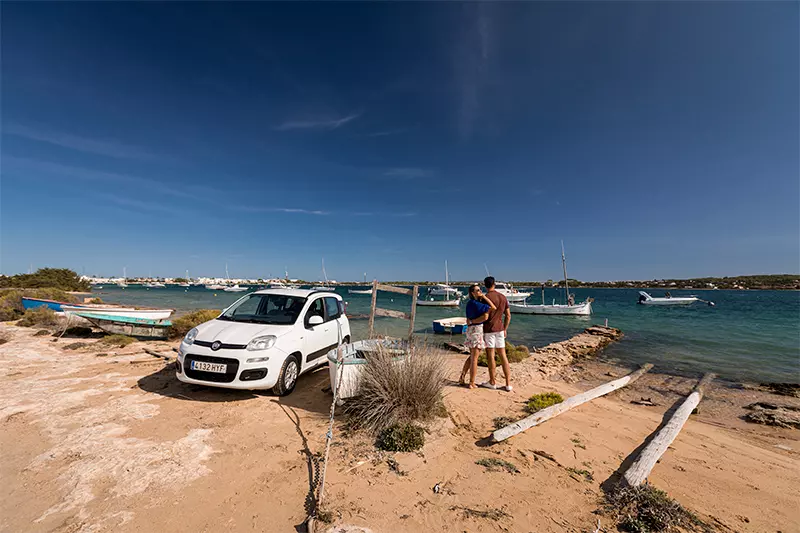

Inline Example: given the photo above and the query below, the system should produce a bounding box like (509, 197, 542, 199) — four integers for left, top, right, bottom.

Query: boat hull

(416, 299, 460, 307)
(327, 339, 408, 399)
(77, 312, 171, 340)
(432, 317, 468, 334)
(348, 289, 373, 295)
(500, 292, 531, 303)
(63, 305, 173, 320)
(22, 297, 70, 312)
(639, 298, 698, 306)
(510, 302, 592, 315)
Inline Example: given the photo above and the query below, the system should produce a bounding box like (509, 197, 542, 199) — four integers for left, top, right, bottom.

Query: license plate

(191, 360, 227, 373)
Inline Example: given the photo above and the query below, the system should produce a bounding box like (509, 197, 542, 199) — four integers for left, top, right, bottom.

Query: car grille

(184, 353, 240, 383)
(193, 340, 247, 350)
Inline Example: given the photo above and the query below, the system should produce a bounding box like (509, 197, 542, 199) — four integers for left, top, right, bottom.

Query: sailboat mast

(561, 240, 570, 304)
(322, 258, 328, 284)
(445, 260, 449, 301)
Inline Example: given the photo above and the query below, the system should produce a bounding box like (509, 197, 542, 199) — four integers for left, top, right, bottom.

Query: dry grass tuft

(377, 424, 425, 452)
(476, 457, 519, 474)
(493, 416, 516, 430)
(345, 344, 447, 433)
(450, 505, 511, 521)
(477, 342, 530, 366)
(17, 307, 60, 327)
(606, 485, 707, 533)
(98, 334, 136, 348)
(168, 309, 220, 339)
(525, 391, 564, 413)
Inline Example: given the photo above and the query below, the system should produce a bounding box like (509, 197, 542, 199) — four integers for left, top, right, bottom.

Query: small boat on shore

(432, 317, 467, 334)
(75, 312, 171, 340)
(63, 305, 173, 320)
(637, 291, 700, 306)
(22, 297, 76, 313)
(327, 339, 408, 400)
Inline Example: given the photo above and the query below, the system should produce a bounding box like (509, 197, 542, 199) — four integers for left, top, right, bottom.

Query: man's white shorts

(484, 331, 505, 349)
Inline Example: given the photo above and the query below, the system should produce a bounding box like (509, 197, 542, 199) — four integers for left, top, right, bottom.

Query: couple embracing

(459, 276, 512, 392)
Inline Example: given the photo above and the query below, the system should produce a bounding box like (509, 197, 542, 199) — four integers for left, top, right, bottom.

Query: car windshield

(218, 294, 307, 325)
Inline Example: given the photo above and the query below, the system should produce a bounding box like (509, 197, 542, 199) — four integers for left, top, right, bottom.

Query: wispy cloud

(454, 4, 493, 140)
(96, 193, 178, 214)
(4, 123, 168, 161)
(235, 206, 332, 216)
(383, 167, 434, 179)
(2, 156, 199, 200)
(364, 128, 408, 138)
(274, 113, 362, 131)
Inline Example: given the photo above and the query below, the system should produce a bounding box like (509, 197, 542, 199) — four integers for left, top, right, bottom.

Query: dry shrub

(17, 307, 60, 327)
(525, 391, 564, 413)
(168, 309, 220, 339)
(475, 457, 519, 474)
(477, 342, 530, 367)
(606, 485, 706, 533)
(0, 288, 77, 322)
(98, 334, 136, 348)
(345, 344, 447, 433)
(376, 423, 425, 452)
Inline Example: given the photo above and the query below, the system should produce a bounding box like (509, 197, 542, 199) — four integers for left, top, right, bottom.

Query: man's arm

(503, 306, 511, 332)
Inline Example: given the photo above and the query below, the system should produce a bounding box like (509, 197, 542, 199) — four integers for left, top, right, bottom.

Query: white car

(176, 288, 351, 395)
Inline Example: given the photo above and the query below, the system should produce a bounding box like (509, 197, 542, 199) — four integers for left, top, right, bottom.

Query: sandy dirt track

(1, 324, 798, 533)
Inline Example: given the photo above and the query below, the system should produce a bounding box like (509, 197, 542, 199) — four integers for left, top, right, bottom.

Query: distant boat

(144, 281, 165, 288)
(62, 305, 173, 320)
(75, 312, 171, 340)
(510, 242, 593, 316)
(637, 291, 700, 306)
(224, 284, 248, 292)
(348, 288, 373, 295)
(205, 284, 225, 290)
(118, 267, 128, 288)
(312, 258, 334, 290)
(494, 282, 530, 303)
(418, 261, 460, 307)
(177, 270, 191, 287)
(432, 317, 467, 334)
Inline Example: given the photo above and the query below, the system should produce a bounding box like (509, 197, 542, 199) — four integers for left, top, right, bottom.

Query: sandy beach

(1, 323, 798, 533)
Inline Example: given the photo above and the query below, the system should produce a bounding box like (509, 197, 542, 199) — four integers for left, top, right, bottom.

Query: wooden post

(408, 285, 418, 341)
(368, 279, 378, 338)
(492, 364, 653, 443)
(622, 373, 715, 487)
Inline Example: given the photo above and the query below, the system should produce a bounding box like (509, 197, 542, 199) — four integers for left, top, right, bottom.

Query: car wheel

(273, 354, 300, 396)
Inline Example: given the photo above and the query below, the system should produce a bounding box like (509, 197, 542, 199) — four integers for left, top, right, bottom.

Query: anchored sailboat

(418, 261, 460, 307)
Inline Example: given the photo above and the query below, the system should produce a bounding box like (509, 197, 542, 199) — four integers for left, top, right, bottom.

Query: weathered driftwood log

(622, 373, 715, 487)
(491, 363, 653, 443)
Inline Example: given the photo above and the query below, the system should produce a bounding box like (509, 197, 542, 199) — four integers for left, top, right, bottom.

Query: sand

(1, 323, 798, 533)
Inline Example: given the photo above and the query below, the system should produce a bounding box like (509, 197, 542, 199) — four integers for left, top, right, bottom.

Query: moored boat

(494, 282, 530, 303)
(510, 300, 593, 316)
(416, 298, 460, 307)
(637, 291, 700, 306)
(144, 281, 165, 288)
(432, 316, 468, 334)
(76, 312, 172, 340)
(223, 284, 248, 292)
(348, 288, 373, 295)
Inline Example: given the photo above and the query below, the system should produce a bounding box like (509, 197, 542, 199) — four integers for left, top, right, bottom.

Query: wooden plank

(622, 373, 715, 487)
(407, 285, 419, 341)
(376, 283, 412, 296)
(492, 364, 654, 443)
(368, 279, 378, 337)
(374, 307, 410, 320)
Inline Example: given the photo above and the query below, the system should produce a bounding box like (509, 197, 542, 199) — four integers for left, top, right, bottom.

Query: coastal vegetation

(525, 392, 564, 413)
(376, 423, 425, 452)
(0, 268, 91, 292)
(0, 288, 78, 322)
(17, 307, 60, 328)
(167, 309, 220, 339)
(345, 344, 447, 434)
(98, 334, 136, 348)
(605, 485, 706, 533)
(475, 457, 519, 474)
(477, 342, 530, 367)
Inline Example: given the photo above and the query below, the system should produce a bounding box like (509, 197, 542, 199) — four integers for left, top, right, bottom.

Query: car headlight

(183, 327, 199, 345)
(247, 335, 276, 351)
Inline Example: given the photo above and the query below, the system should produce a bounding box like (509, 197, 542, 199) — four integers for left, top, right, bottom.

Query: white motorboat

(144, 281, 165, 288)
(348, 288, 373, 295)
(638, 291, 699, 306)
(494, 282, 530, 303)
(224, 284, 248, 292)
(205, 284, 225, 290)
(418, 261, 461, 306)
(63, 305, 173, 321)
(510, 300, 593, 316)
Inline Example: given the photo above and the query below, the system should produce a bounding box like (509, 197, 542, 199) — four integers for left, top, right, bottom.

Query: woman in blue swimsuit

(459, 283, 497, 388)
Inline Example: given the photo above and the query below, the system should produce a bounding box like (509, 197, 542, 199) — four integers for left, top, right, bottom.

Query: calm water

(91, 285, 800, 384)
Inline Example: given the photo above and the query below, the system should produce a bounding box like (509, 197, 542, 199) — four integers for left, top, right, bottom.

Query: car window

(218, 294, 306, 325)
(324, 297, 340, 320)
(305, 298, 325, 327)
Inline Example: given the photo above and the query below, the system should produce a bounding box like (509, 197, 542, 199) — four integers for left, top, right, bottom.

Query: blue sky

(1, 2, 798, 282)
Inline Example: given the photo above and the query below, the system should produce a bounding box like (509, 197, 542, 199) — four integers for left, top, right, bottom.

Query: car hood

(195, 319, 293, 343)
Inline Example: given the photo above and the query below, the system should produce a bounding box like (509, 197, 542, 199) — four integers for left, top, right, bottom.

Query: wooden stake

(622, 372, 715, 487)
(492, 364, 653, 443)
(368, 279, 378, 338)
(408, 285, 418, 341)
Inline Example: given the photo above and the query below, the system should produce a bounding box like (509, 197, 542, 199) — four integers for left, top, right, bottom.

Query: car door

(302, 297, 336, 365)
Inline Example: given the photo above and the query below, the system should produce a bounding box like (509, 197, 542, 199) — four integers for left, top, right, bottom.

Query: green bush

(525, 392, 564, 413)
(168, 309, 220, 339)
(98, 334, 136, 348)
(476, 457, 519, 474)
(17, 307, 60, 327)
(0, 268, 90, 291)
(376, 423, 425, 452)
(477, 342, 530, 367)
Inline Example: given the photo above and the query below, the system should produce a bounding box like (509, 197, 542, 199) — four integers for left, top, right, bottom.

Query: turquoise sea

(91, 286, 800, 384)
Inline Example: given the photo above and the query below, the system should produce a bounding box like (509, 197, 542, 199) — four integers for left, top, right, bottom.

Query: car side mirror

(308, 315, 324, 327)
